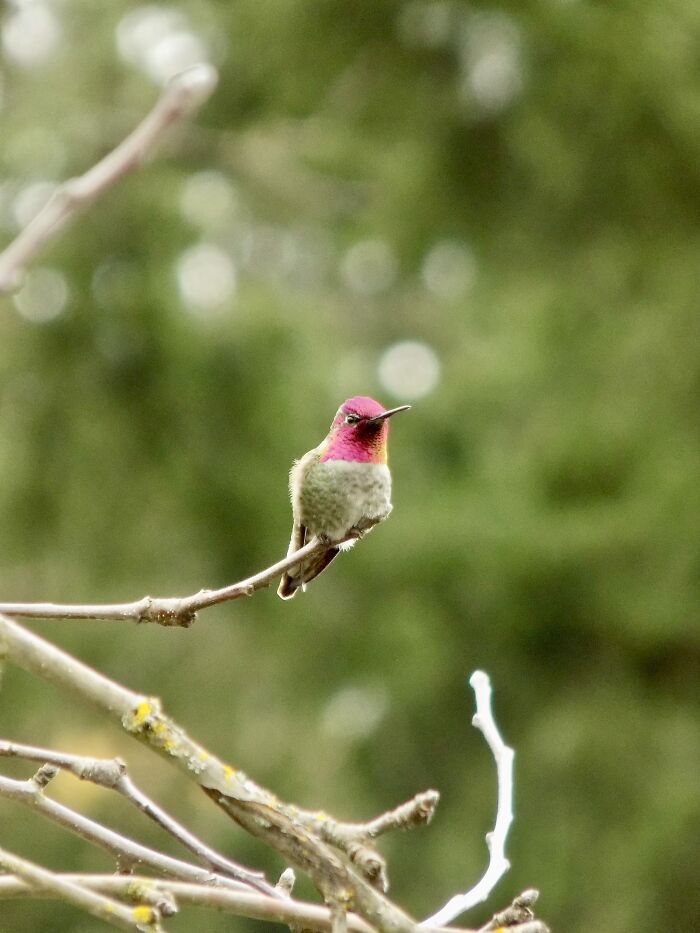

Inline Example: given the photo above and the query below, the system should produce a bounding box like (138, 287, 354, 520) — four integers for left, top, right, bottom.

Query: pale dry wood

(0, 847, 159, 932)
(0, 65, 218, 294)
(0, 614, 417, 933)
(0, 536, 339, 626)
(0, 875, 548, 933)
(0, 740, 271, 894)
(0, 770, 253, 892)
(421, 672, 515, 927)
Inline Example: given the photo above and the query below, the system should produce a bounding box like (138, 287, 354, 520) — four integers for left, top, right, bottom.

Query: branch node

(346, 843, 388, 893)
(126, 880, 178, 918)
(275, 867, 296, 896)
(480, 888, 547, 932)
(367, 789, 440, 837)
(31, 764, 59, 790)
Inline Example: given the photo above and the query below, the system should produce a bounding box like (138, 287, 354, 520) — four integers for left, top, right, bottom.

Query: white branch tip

(169, 64, 219, 106)
(420, 669, 515, 927)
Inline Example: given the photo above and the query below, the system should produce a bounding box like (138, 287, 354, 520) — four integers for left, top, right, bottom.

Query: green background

(1, 1, 699, 931)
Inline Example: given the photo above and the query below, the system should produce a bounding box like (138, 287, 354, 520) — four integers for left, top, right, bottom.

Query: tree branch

(0, 846, 160, 932)
(0, 739, 272, 894)
(479, 889, 547, 932)
(0, 767, 260, 894)
(0, 875, 547, 933)
(421, 672, 515, 927)
(0, 614, 418, 933)
(0, 64, 218, 294)
(0, 536, 337, 626)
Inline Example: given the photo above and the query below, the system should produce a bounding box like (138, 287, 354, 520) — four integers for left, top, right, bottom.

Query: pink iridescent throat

(319, 422, 388, 464)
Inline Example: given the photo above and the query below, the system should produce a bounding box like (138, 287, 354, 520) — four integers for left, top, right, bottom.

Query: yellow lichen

(223, 764, 235, 780)
(123, 701, 152, 732)
(132, 905, 155, 924)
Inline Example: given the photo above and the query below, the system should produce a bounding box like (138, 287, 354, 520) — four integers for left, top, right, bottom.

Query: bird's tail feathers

(277, 546, 340, 599)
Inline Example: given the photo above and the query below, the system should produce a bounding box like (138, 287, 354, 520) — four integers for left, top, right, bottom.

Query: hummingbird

(277, 396, 410, 599)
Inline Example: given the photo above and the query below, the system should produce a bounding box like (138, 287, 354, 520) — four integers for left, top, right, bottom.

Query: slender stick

(0, 875, 549, 933)
(0, 740, 271, 894)
(0, 65, 218, 294)
(420, 671, 515, 927)
(0, 771, 251, 892)
(0, 874, 378, 932)
(0, 536, 335, 626)
(0, 614, 416, 933)
(0, 847, 158, 932)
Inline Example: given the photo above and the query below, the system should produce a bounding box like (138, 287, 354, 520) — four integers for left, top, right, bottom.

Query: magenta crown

(339, 396, 387, 419)
(319, 396, 406, 464)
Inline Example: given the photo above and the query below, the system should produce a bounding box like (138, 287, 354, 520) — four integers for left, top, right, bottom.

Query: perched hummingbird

(277, 396, 410, 599)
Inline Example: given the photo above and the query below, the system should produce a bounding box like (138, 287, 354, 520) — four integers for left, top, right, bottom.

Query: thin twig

(0, 536, 337, 626)
(0, 874, 548, 933)
(0, 874, 378, 932)
(479, 889, 548, 932)
(0, 739, 272, 894)
(0, 770, 254, 893)
(0, 64, 218, 294)
(0, 847, 160, 932)
(331, 903, 349, 933)
(420, 671, 515, 927)
(0, 614, 416, 933)
(363, 790, 440, 838)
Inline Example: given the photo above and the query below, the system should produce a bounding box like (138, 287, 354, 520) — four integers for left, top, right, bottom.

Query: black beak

(366, 405, 411, 425)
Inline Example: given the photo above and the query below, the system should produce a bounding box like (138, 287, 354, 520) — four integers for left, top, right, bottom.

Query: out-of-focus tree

(1, 1, 698, 931)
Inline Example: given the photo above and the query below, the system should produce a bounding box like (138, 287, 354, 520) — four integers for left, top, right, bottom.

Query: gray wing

(277, 522, 340, 600)
(277, 521, 306, 600)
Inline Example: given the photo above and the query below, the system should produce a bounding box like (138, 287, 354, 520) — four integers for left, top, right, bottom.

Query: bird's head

(320, 396, 410, 464)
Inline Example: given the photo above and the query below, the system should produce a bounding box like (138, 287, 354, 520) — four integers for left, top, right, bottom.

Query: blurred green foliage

(1, 1, 699, 931)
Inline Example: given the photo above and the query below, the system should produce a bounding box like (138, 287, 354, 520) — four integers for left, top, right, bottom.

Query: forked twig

(0, 65, 218, 294)
(0, 846, 159, 932)
(0, 740, 272, 895)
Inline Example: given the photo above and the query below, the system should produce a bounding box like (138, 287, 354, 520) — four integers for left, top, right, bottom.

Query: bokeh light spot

(2, 2, 62, 67)
(13, 267, 69, 323)
(322, 684, 389, 742)
(378, 340, 441, 400)
(11, 181, 56, 230)
(422, 239, 476, 300)
(340, 238, 398, 296)
(459, 12, 524, 113)
(116, 5, 209, 84)
(176, 242, 236, 316)
(180, 171, 238, 232)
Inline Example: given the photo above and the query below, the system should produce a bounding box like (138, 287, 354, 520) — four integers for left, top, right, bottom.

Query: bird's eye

(344, 414, 360, 425)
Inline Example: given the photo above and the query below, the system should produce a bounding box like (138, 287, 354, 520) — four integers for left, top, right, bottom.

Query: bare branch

(0, 536, 339, 626)
(275, 867, 296, 896)
(0, 64, 218, 294)
(0, 614, 416, 933)
(0, 770, 257, 893)
(332, 903, 349, 933)
(0, 739, 272, 894)
(306, 790, 439, 895)
(0, 847, 160, 932)
(421, 671, 515, 927)
(0, 874, 548, 933)
(364, 790, 440, 837)
(479, 889, 548, 932)
(0, 873, 379, 932)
